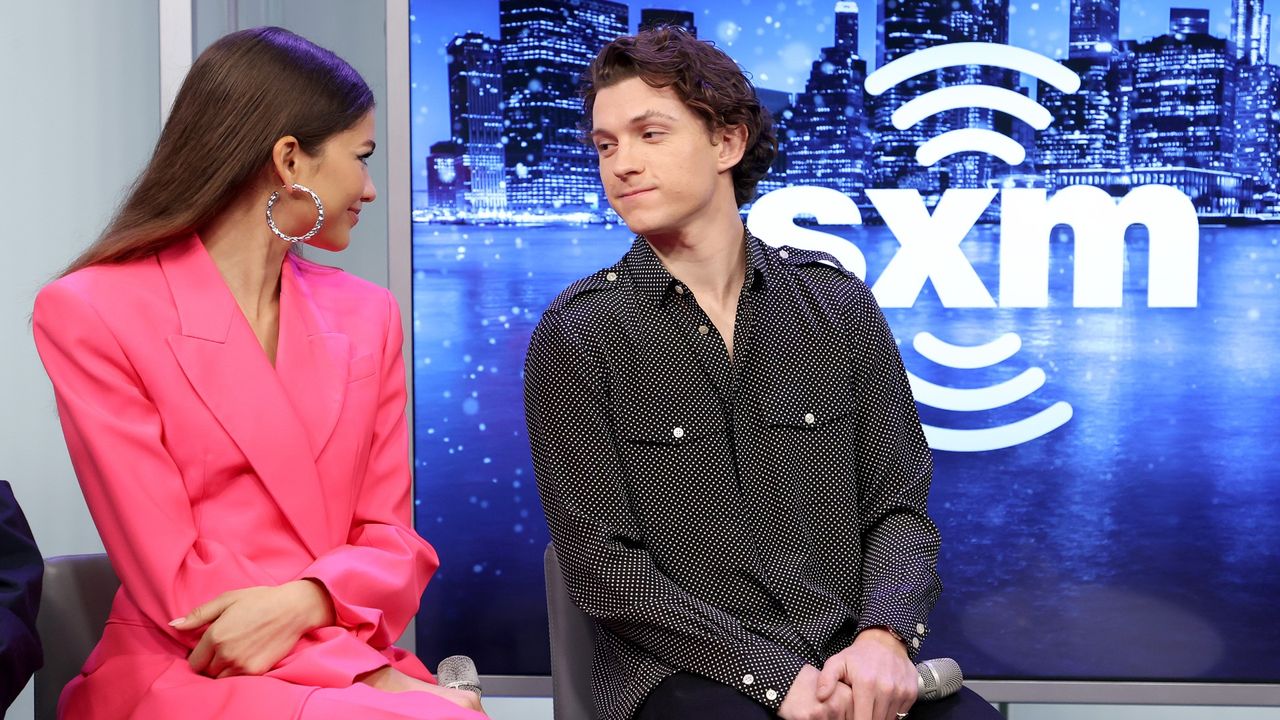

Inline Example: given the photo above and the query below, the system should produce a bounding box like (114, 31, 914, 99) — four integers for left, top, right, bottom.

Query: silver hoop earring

(266, 183, 325, 244)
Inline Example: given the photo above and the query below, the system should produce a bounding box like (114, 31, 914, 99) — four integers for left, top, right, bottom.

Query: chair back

(544, 543, 598, 720)
(35, 553, 119, 720)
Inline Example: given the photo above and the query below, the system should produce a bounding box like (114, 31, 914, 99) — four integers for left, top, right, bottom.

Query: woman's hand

(359, 666, 486, 714)
(171, 579, 335, 678)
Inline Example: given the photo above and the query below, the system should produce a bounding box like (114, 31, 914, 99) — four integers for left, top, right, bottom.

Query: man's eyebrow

(629, 110, 679, 124)
(590, 110, 680, 138)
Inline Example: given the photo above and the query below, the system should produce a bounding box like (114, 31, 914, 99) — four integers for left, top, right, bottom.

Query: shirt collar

(624, 228, 769, 307)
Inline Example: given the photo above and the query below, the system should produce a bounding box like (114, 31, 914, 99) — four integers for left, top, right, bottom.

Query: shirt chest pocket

(609, 394, 742, 541)
(610, 394, 729, 489)
(758, 383, 862, 482)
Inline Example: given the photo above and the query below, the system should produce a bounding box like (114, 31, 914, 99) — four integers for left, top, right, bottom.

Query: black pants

(636, 672, 1004, 720)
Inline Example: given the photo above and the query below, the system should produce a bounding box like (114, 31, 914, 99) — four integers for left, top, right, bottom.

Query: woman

(33, 27, 484, 719)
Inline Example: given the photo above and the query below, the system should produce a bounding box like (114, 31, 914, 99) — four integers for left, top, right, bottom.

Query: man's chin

(617, 216, 669, 238)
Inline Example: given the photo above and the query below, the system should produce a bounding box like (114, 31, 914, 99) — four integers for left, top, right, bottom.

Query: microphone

(437, 655, 483, 698)
(916, 658, 963, 701)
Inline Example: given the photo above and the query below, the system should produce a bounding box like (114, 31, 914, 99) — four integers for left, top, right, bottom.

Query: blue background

(409, 0, 1280, 682)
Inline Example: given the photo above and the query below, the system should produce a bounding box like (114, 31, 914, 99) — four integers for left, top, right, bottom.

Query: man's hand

(816, 628, 916, 720)
(778, 664, 855, 720)
(171, 579, 335, 678)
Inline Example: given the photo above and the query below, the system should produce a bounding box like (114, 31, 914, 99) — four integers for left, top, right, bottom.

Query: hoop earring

(265, 183, 325, 244)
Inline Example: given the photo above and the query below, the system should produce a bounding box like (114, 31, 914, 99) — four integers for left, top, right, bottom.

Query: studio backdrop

(406, 0, 1280, 690)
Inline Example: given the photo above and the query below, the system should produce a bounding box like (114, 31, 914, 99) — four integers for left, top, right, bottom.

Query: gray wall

(2, 4, 161, 718)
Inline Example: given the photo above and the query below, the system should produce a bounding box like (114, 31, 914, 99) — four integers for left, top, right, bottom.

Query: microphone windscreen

(916, 657, 963, 701)
(437, 655, 482, 697)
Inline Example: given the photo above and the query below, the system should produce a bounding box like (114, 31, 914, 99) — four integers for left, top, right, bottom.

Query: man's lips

(347, 208, 361, 224)
(617, 187, 655, 200)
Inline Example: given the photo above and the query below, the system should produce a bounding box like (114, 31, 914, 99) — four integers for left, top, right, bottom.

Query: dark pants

(636, 673, 1004, 720)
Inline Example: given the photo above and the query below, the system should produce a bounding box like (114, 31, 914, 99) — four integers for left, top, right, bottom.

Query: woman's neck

(200, 192, 290, 322)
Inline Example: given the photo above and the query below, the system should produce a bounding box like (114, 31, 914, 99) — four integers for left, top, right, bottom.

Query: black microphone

(437, 655, 483, 697)
(916, 658, 963, 701)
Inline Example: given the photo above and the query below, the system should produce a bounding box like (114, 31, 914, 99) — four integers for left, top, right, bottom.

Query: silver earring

(265, 183, 325, 244)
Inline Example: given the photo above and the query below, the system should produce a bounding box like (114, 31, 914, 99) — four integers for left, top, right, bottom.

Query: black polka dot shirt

(524, 230, 942, 720)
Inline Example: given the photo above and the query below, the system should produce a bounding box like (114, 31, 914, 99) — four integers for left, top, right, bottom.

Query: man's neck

(645, 203, 747, 306)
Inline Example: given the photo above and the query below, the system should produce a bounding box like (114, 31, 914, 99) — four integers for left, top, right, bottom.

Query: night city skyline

(412, 0, 1280, 219)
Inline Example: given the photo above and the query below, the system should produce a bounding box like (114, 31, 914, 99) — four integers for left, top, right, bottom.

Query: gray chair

(543, 543, 598, 720)
(35, 554, 119, 720)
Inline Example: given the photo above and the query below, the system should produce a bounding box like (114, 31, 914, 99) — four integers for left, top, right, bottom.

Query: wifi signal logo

(905, 332, 1073, 453)
(864, 42, 1081, 167)
(865, 42, 1082, 451)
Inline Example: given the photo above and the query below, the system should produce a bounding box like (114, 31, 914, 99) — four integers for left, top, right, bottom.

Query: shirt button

(676, 285, 685, 294)
(742, 674, 754, 685)
(912, 637, 921, 649)
(765, 689, 778, 702)
(804, 412, 815, 425)
(698, 325, 710, 335)
(673, 427, 684, 439)
(606, 272, 617, 281)
(778, 249, 790, 259)
(917, 623, 926, 634)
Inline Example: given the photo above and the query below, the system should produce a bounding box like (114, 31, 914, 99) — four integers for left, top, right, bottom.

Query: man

(526, 28, 979, 720)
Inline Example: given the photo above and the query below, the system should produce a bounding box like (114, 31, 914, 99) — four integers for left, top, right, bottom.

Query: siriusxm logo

(748, 42, 1201, 452)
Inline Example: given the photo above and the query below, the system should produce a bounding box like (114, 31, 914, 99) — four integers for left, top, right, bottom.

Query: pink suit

(33, 236, 482, 719)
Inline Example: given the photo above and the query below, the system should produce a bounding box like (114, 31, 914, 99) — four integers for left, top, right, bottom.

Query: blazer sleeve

(33, 280, 413, 688)
(293, 289, 438, 652)
(525, 310, 808, 713)
(32, 280, 281, 636)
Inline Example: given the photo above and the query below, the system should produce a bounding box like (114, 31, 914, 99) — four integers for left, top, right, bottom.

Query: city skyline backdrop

(405, 0, 1280, 680)
(411, 0, 1280, 218)
(410, 0, 1279, 160)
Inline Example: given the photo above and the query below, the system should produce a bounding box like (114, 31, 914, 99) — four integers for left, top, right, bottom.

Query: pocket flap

(762, 383, 857, 429)
(613, 395, 724, 446)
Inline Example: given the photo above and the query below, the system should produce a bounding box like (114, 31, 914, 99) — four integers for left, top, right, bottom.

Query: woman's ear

(716, 124, 749, 172)
(270, 135, 302, 186)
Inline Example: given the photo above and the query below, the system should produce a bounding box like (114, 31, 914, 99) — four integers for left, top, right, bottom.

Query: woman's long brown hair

(61, 27, 374, 276)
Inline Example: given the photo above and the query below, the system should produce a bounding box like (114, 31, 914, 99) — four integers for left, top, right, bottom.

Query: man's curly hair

(580, 27, 778, 207)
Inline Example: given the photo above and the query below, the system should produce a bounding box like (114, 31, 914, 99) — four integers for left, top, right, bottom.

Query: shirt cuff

(729, 642, 808, 711)
(856, 612, 929, 659)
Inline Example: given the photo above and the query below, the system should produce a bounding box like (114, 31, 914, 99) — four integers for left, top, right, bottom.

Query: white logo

(748, 42, 1201, 452)
(864, 42, 1081, 167)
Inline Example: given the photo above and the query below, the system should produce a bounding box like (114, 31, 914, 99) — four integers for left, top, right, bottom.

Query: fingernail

(168, 618, 184, 627)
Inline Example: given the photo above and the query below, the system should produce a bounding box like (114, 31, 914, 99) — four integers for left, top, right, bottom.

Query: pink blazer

(34, 237, 475, 719)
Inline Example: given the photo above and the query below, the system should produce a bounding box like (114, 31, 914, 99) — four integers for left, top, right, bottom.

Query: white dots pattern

(524, 232, 942, 720)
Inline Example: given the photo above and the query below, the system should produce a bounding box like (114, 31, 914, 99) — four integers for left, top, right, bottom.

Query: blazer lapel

(276, 254, 349, 460)
(159, 237, 330, 557)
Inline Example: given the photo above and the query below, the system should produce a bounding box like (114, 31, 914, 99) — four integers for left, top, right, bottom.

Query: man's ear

(716, 124, 749, 172)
